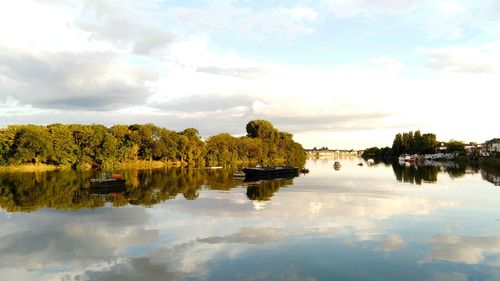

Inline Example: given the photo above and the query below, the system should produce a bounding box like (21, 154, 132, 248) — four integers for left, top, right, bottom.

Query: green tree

(0, 126, 18, 164)
(447, 140, 465, 153)
(47, 124, 78, 166)
(421, 133, 437, 154)
(10, 125, 52, 164)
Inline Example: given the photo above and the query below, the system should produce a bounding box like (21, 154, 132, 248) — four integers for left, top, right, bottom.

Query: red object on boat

(112, 174, 122, 180)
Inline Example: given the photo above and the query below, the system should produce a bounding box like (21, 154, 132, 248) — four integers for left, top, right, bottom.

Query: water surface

(1, 158, 500, 280)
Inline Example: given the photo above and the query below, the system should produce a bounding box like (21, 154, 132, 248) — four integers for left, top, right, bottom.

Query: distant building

(305, 148, 360, 158)
(482, 138, 500, 156)
(436, 143, 447, 153)
(464, 142, 481, 156)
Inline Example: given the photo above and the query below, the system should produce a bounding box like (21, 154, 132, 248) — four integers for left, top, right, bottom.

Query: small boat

(301, 168, 310, 173)
(90, 173, 125, 188)
(358, 162, 363, 166)
(367, 159, 374, 165)
(333, 161, 341, 170)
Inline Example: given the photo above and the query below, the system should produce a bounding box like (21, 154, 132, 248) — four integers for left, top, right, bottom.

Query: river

(1, 158, 500, 280)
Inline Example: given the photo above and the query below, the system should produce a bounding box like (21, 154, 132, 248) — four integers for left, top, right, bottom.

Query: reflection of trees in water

(0, 171, 105, 212)
(0, 167, 297, 212)
(0, 169, 209, 212)
(246, 178, 294, 201)
(391, 162, 469, 185)
(480, 165, 500, 186)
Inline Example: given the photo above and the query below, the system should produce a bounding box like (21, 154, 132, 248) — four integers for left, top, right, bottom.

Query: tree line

(0, 120, 306, 169)
(362, 130, 466, 159)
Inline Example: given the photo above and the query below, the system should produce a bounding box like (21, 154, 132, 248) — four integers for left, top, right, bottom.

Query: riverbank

(0, 160, 185, 173)
(0, 164, 69, 173)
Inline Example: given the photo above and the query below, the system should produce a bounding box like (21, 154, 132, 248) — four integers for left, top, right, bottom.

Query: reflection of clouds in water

(123, 189, 457, 278)
(252, 200, 268, 210)
(0, 207, 157, 280)
(377, 234, 405, 252)
(159, 189, 457, 246)
(427, 234, 500, 264)
(197, 227, 285, 244)
(166, 189, 457, 223)
(0, 167, 465, 280)
(235, 266, 319, 281)
(80, 257, 180, 281)
(431, 271, 468, 281)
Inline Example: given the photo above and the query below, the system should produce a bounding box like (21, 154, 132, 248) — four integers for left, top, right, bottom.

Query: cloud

(152, 93, 254, 113)
(426, 234, 500, 264)
(327, 0, 422, 18)
(76, 1, 176, 55)
(196, 66, 265, 79)
(423, 44, 499, 74)
(167, 3, 318, 40)
(0, 49, 157, 110)
(253, 111, 396, 133)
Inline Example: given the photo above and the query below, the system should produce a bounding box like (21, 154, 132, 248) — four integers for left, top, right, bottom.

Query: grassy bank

(113, 160, 182, 169)
(0, 164, 69, 173)
(0, 160, 185, 173)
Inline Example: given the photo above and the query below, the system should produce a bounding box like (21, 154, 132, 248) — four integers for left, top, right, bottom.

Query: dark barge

(242, 166, 299, 180)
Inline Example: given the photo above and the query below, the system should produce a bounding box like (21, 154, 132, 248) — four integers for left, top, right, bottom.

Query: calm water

(1, 158, 500, 281)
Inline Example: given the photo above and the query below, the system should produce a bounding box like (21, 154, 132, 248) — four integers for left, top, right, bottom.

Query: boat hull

(242, 166, 299, 180)
(90, 179, 126, 188)
(90, 185, 126, 194)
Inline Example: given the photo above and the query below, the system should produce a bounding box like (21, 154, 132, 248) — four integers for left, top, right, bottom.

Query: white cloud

(167, 3, 318, 40)
(285, 7, 319, 22)
(422, 42, 500, 74)
(0, 49, 157, 110)
(438, 1, 466, 13)
(0, 0, 114, 53)
(327, 0, 422, 18)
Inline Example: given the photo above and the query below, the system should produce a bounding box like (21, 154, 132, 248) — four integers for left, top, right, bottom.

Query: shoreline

(0, 160, 184, 173)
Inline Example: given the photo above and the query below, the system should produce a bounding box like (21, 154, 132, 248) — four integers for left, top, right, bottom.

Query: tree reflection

(480, 165, 500, 186)
(391, 162, 470, 185)
(392, 164, 439, 185)
(0, 167, 299, 212)
(246, 178, 294, 201)
(0, 169, 203, 212)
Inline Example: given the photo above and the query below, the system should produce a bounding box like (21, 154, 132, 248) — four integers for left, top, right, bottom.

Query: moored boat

(90, 173, 126, 188)
(333, 161, 341, 170)
(242, 166, 299, 180)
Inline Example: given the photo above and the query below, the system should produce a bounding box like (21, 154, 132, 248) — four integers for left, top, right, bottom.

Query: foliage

(0, 120, 306, 169)
(391, 130, 437, 155)
(446, 140, 465, 153)
(361, 146, 392, 159)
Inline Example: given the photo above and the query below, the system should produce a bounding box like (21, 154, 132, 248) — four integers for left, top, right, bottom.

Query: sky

(0, 0, 499, 149)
